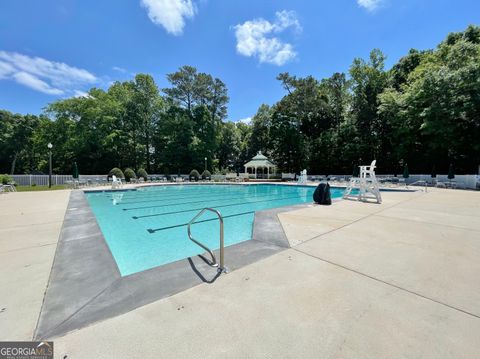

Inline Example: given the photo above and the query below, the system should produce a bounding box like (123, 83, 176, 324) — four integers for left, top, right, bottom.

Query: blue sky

(1, 0, 479, 122)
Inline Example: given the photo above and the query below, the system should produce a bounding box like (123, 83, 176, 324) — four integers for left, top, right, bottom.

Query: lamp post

(204, 157, 207, 172)
(47, 143, 53, 188)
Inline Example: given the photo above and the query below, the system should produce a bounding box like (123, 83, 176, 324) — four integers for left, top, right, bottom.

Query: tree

(249, 104, 272, 156)
(130, 74, 163, 172)
(217, 122, 241, 171)
(349, 49, 389, 162)
(164, 65, 197, 113)
(164, 66, 229, 121)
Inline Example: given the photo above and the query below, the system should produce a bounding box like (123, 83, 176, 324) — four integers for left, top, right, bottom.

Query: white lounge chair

(111, 175, 123, 189)
(282, 173, 295, 181)
(1, 183, 16, 192)
(226, 173, 237, 182)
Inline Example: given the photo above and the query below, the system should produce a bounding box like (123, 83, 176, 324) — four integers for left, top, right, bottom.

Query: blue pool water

(85, 184, 345, 276)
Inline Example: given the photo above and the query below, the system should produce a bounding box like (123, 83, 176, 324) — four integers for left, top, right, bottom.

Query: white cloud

(357, 0, 383, 12)
(112, 66, 127, 73)
(0, 51, 97, 95)
(141, 0, 196, 35)
(13, 72, 63, 95)
(73, 90, 92, 98)
(234, 10, 301, 66)
(237, 117, 252, 124)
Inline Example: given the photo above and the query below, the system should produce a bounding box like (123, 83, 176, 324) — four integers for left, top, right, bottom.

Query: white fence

(405, 174, 479, 190)
(302, 174, 479, 190)
(11, 174, 108, 186)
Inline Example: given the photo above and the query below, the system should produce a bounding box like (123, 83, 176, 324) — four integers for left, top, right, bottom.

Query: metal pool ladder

(187, 208, 228, 274)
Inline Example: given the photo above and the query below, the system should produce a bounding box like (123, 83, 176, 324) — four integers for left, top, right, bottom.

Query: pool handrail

(187, 207, 228, 274)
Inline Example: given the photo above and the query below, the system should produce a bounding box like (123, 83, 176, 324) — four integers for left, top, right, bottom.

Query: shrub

(0, 174, 13, 185)
(108, 167, 124, 179)
(201, 170, 211, 180)
(137, 168, 148, 181)
(189, 169, 200, 181)
(124, 168, 136, 182)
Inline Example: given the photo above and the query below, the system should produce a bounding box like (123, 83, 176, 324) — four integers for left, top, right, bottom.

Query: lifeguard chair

(343, 160, 382, 203)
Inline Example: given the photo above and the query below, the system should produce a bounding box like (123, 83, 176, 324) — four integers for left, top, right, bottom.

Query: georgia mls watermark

(0, 341, 53, 359)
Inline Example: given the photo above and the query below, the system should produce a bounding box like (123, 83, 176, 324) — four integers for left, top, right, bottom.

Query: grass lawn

(15, 185, 69, 192)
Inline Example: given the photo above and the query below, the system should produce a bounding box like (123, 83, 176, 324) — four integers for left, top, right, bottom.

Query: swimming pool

(85, 184, 345, 276)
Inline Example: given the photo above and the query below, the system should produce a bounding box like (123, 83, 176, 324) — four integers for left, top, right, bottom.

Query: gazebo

(244, 151, 276, 179)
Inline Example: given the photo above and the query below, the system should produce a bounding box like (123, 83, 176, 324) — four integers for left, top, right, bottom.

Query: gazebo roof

(244, 151, 275, 168)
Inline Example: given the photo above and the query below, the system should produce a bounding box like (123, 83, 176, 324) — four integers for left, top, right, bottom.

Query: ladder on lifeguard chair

(344, 160, 382, 204)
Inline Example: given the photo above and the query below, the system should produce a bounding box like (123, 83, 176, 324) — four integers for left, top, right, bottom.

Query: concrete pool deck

(0, 186, 479, 358)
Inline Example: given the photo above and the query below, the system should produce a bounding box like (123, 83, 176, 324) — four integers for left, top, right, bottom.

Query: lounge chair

(281, 173, 295, 181)
(1, 184, 14, 192)
(226, 173, 237, 182)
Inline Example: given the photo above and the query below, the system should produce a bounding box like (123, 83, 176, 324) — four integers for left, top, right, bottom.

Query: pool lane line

(113, 187, 244, 201)
(147, 210, 255, 233)
(122, 189, 311, 211)
(117, 188, 259, 205)
(114, 186, 280, 204)
(109, 184, 250, 198)
(131, 193, 309, 220)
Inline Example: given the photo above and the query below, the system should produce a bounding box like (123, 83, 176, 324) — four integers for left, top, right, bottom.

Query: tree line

(1, 25, 479, 176)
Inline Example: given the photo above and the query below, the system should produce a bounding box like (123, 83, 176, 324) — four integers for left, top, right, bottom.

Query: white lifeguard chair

(111, 175, 123, 189)
(298, 169, 308, 185)
(344, 160, 382, 203)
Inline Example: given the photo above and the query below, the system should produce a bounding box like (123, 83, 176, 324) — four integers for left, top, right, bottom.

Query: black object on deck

(313, 183, 332, 205)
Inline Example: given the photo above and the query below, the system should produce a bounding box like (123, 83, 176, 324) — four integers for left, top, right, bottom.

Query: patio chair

(436, 182, 446, 188)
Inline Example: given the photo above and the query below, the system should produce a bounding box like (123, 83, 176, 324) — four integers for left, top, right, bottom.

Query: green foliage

(189, 169, 200, 181)
(164, 65, 229, 119)
(108, 167, 124, 179)
(0, 26, 479, 176)
(0, 174, 13, 184)
(201, 170, 211, 179)
(137, 168, 148, 181)
(124, 168, 136, 182)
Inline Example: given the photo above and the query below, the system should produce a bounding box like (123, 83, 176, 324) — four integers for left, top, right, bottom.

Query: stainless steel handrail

(187, 208, 227, 273)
